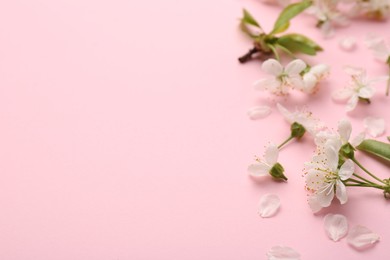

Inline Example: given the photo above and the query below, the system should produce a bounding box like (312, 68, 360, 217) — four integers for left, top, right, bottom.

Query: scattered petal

(364, 117, 386, 137)
(247, 106, 272, 120)
(347, 225, 380, 249)
(258, 194, 281, 218)
(324, 214, 349, 241)
(267, 246, 300, 260)
(339, 37, 356, 51)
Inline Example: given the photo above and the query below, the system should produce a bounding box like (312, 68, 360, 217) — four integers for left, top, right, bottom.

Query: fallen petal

(266, 246, 300, 260)
(347, 225, 380, 249)
(324, 214, 349, 241)
(339, 37, 356, 51)
(247, 106, 272, 120)
(258, 194, 281, 218)
(364, 117, 386, 137)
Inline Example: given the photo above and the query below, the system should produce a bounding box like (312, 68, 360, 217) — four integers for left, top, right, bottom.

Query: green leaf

(356, 139, 390, 163)
(271, 0, 312, 35)
(276, 33, 323, 55)
(241, 9, 261, 28)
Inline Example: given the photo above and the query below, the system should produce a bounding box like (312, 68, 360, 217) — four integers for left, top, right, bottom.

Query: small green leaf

(357, 139, 390, 163)
(276, 33, 323, 55)
(270, 0, 313, 35)
(241, 9, 261, 28)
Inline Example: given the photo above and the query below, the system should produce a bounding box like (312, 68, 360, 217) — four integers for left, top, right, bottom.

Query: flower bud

(269, 162, 288, 181)
(340, 143, 355, 159)
(291, 122, 306, 139)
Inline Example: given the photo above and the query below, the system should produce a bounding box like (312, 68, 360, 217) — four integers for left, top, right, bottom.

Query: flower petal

(303, 73, 317, 93)
(325, 145, 339, 172)
(324, 213, 349, 241)
(339, 159, 354, 180)
(332, 88, 353, 101)
(308, 194, 323, 213)
(253, 78, 281, 91)
(276, 103, 293, 123)
(306, 170, 326, 191)
(339, 37, 356, 51)
(346, 95, 358, 112)
(285, 59, 306, 75)
(247, 106, 272, 120)
(316, 183, 335, 208)
(266, 246, 301, 260)
(258, 194, 281, 218)
(265, 143, 279, 165)
(351, 132, 365, 147)
(364, 117, 386, 138)
(262, 59, 283, 76)
(347, 226, 380, 249)
(338, 119, 352, 143)
(335, 180, 348, 204)
(358, 86, 375, 99)
(248, 163, 269, 177)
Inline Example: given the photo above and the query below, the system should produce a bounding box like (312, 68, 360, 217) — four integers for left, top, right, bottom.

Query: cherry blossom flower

(258, 194, 281, 218)
(248, 143, 287, 180)
(305, 144, 355, 212)
(347, 225, 380, 249)
(254, 59, 306, 95)
(267, 246, 301, 260)
(277, 103, 325, 136)
(332, 67, 386, 112)
(302, 64, 330, 94)
(307, 0, 349, 37)
(324, 213, 349, 241)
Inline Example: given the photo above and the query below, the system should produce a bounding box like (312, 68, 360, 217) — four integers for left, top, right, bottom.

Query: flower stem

(278, 135, 294, 149)
(351, 157, 386, 184)
(352, 173, 381, 187)
(238, 47, 259, 63)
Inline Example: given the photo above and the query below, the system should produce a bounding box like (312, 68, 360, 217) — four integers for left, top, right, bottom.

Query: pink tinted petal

(267, 246, 301, 260)
(247, 106, 272, 120)
(339, 159, 354, 180)
(347, 226, 380, 249)
(258, 194, 281, 218)
(332, 88, 353, 101)
(339, 37, 356, 51)
(346, 95, 358, 112)
(351, 132, 365, 147)
(364, 117, 386, 137)
(338, 119, 352, 143)
(262, 59, 283, 75)
(285, 59, 306, 75)
(324, 214, 349, 241)
(358, 86, 375, 99)
(265, 143, 279, 165)
(248, 163, 269, 177)
(335, 180, 348, 204)
(253, 78, 281, 91)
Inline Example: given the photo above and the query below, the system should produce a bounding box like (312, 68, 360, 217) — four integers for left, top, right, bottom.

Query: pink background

(0, 0, 389, 259)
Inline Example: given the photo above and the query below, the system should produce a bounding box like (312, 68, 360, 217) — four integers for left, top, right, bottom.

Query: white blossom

(248, 143, 279, 177)
(302, 64, 330, 93)
(254, 59, 306, 95)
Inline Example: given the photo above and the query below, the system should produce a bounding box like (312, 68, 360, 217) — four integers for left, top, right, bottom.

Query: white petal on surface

(266, 246, 301, 260)
(247, 106, 272, 120)
(258, 194, 281, 218)
(308, 194, 323, 213)
(346, 95, 358, 112)
(335, 180, 348, 204)
(248, 163, 270, 177)
(264, 143, 279, 165)
(276, 103, 293, 123)
(358, 86, 375, 99)
(253, 78, 281, 91)
(332, 88, 353, 101)
(339, 37, 356, 51)
(347, 226, 380, 249)
(351, 132, 365, 147)
(338, 159, 354, 180)
(262, 59, 283, 76)
(338, 119, 352, 143)
(364, 117, 386, 137)
(324, 213, 349, 241)
(285, 59, 306, 75)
